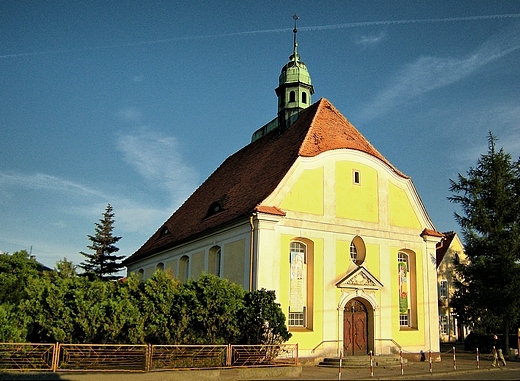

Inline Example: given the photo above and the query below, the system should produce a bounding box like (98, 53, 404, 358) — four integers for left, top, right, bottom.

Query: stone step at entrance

(319, 354, 406, 368)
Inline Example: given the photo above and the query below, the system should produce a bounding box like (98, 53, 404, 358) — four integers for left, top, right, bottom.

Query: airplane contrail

(1, 13, 519, 59)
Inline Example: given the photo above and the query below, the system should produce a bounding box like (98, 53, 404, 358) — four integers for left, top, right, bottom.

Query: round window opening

(350, 236, 366, 266)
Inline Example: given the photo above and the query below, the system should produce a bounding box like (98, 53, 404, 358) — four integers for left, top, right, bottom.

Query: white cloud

(449, 103, 520, 166)
(116, 107, 143, 123)
(354, 32, 386, 47)
(69, 200, 169, 234)
(0, 170, 172, 237)
(116, 127, 199, 207)
(359, 22, 520, 122)
(0, 172, 108, 199)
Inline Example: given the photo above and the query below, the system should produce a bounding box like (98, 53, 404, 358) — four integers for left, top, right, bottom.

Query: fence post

(226, 344, 232, 367)
(453, 346, 456, 370)
(295, 343, 299, 366)
(338, 349, 343, 380)
(369, 350, 374, 377)
(476, 347, 480, 369)
(52, 342, 59, 372)
(400, 349, 404, 376)
(145, 344, 151, 372)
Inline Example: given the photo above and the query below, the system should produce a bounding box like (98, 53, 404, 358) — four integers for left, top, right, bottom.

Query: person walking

(492, 334, 506, 367)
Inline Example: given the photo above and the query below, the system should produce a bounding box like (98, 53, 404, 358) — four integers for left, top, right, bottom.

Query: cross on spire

(292, 14, 299, 62)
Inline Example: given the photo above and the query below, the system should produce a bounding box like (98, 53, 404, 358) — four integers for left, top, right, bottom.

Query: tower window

(302, 92, 307, 104)
(289, 91, 296, 102)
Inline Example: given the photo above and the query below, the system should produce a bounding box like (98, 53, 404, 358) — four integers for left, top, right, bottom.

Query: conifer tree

(449, 132, 520, 353)
(79, 204, 125, 280)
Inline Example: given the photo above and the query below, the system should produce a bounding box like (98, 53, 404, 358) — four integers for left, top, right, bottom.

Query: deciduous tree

(0, 250, 39, 305)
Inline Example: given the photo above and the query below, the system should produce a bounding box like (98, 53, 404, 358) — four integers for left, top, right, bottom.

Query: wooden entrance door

(343, 299, 368, 356)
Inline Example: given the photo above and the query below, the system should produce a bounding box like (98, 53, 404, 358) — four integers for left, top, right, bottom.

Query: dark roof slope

(124, 98, 406, 265)
(436, 231, 457, 267)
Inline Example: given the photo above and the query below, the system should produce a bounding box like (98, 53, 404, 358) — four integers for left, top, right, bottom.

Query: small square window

(353, 170, 360, 184)
(289, 307, 306, 327)
(440, 315, 449, 334)
(400, 311, 410, 327)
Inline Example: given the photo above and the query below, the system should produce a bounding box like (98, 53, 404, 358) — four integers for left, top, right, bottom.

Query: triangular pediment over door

(336, 266, 384, 290)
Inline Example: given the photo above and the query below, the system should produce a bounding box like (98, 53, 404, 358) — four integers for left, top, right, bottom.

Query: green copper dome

(279, 53, 312, 87)
(251, 15, 315, 141)
(274, 15, 314, 131)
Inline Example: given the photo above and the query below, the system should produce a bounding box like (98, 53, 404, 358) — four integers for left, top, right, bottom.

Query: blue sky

(1, 1, 520, 269)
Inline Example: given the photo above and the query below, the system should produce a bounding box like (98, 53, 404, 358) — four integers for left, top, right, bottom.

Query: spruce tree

(449, 132, 520, 353)
(79, 204, 125, 280)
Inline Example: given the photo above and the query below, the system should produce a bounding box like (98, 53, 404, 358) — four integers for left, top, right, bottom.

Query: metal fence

(0, 343, 57, 371)
(0, 342, 298, 372)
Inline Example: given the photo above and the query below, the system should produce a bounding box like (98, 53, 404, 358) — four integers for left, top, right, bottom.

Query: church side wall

(126, 222, 251, 288)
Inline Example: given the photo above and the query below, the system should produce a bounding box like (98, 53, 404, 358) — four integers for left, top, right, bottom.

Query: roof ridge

(298, 98, 328, 156)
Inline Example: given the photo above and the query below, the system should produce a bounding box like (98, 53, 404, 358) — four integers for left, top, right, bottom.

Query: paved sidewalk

(1, 351, 518, 380)
(288, 351, 520, 380)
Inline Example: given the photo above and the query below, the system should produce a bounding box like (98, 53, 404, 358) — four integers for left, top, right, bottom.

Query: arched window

(289, 241, 306, 327)
(156, 262, 164, 271)
(289, 91, 296, 102)
(302, 92, 307, 104)
(397, 250, 417, 329)
(209, 246, 221, 277)
(179, 255, 190, 283)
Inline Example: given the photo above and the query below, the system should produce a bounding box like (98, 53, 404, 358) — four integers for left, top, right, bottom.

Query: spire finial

(292, 14, 299, 62)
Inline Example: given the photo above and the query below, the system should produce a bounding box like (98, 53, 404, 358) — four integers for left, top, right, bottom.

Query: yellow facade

(335, 161, 379, 222)
(127, 150, 440, 358)
(127, 150, 441, 361)
(257, 152, 441, 359)
(280, 167, 324, 215)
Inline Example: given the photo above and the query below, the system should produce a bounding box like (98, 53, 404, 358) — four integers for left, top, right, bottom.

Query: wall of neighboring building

(437, 234, 467, 343)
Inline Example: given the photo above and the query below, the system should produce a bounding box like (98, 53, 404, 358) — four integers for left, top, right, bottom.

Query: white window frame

(289, 241, 307, 327)
(439, 279, 448, 298)
(440, 315, 449, 335)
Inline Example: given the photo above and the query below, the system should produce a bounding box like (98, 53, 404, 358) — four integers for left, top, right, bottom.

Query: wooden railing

(0, 342, 298, 372)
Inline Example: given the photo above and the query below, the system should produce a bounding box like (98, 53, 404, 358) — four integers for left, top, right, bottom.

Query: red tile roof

(436, 231, 456, 267)
(124, 98, 407, 265)
(421, 228, 444, 238)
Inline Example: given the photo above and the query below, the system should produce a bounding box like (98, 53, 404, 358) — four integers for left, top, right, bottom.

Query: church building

(123, 21, 443, 360)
